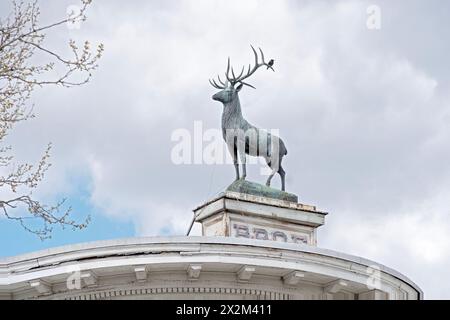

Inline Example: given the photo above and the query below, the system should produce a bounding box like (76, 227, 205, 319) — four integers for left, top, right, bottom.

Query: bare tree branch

(0, 0, 101, 239)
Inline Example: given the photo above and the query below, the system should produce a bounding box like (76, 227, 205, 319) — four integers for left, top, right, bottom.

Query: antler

(209, 45, 274, 90)
(209, 74, 228, 89)
(230, 45, 274, 88)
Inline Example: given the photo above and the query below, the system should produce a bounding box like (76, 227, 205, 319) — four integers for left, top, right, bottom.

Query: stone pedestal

(193, 181, 327, 246)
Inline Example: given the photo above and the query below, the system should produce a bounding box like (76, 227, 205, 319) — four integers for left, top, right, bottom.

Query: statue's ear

(236, 83, 244, 92)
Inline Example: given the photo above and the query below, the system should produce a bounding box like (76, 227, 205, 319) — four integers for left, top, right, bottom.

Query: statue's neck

(223, 95, 242, 118)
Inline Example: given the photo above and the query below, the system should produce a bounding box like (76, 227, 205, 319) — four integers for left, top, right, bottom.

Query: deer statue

(210, 46, 288, 191)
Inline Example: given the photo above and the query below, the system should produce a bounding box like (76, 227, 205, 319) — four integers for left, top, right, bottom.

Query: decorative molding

(283, 271, 305, 286)
(358, 289, 388, 300)
(0, 237, 422, 300)
(187, 264, 202, 280)
(324, 279, 348, 294)
(30, 280, 52, 295)
(63, 286, 291, 301)
(237, 266, 255, 281)
(81, 271, 97, 287)
(134, 266, 148, 282)
(0, 293, 11, 300)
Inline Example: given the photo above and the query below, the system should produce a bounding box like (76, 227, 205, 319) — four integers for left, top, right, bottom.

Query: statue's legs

(265, 158, 277, 187)
(233, 158, 240, 181)
(278, 165, 286, 191)
(266, 155, 285, 190)
(265, 168, 277, 187)
(239, 150, 246, 180)
(226, 139, 240, 181)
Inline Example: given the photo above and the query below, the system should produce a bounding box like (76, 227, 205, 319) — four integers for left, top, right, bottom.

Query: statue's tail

(281, 140, 288, 155)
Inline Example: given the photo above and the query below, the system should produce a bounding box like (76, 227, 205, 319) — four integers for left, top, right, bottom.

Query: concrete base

(194, 190, 327, 246)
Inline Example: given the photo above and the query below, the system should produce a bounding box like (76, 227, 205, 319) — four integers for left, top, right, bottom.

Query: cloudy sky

(1, 0, 449, 299)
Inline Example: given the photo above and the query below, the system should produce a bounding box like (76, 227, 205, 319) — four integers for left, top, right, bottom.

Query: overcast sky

(1, 0, 449, 299)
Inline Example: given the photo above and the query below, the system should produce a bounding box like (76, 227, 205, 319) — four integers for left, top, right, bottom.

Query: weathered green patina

(210, 46, 288, 191)
(226, 180, 298, 203)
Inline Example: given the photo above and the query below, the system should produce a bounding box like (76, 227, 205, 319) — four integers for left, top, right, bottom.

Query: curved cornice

(0, 236, 422, 299)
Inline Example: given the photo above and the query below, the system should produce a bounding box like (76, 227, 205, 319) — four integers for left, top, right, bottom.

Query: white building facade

(0, 191, 422, 300)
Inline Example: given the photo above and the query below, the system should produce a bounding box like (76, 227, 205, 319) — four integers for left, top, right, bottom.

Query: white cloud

(2, 0, 450, 298)
(320, 190, 450, 299)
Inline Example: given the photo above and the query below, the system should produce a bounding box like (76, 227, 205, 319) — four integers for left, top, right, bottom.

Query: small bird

(267, 59, 274, 70)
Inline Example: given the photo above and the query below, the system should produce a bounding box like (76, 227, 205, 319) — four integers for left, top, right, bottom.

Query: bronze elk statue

(210, 46, 288, 191)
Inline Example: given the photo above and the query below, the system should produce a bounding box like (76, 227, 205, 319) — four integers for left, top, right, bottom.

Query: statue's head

(212, 83, 243, 104)
(209, 46, 274, 104)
